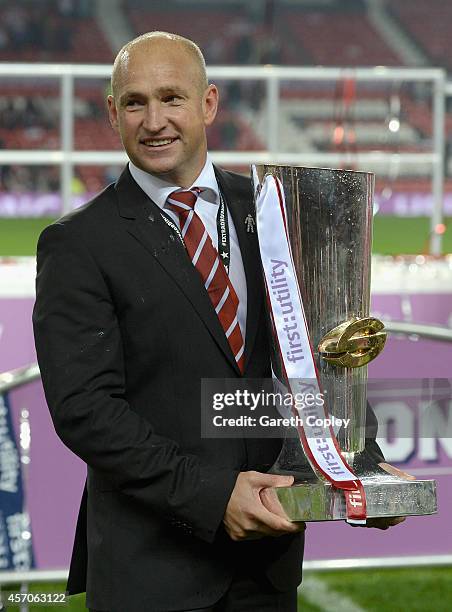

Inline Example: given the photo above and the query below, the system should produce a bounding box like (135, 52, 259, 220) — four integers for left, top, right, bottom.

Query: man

(33, 32, 403, 612)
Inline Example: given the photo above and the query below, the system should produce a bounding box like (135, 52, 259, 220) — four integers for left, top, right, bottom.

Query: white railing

(2, 319, 451, 396)
(0, 63, 448, 253)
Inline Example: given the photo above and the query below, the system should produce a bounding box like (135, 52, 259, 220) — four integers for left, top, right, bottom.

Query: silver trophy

(253, 164, 437, 521)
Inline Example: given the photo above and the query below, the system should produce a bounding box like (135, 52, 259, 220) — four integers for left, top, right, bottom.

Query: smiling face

(108, 37, 218, 188)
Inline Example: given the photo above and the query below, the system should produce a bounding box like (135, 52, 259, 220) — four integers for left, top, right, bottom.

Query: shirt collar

(128, 156, 219, 211)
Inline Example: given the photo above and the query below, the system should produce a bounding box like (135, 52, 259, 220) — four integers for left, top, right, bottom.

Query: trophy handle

(318, 317, 387, 455)
(318, 317, 387, 368)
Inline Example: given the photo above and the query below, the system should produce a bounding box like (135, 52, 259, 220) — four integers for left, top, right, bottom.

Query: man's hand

(351, 462, 415, 530)
(223, 471, 305, 541)
(378, 462, 416, 481)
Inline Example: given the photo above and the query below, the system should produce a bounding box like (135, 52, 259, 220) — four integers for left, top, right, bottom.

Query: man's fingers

(224, 507, 299, 541)
(234, 502, 297, 536)
(374, 516, 406, 529)
(223, 471, 300, 541)
(378, 462, 416, 481)
(252, 504, 302, 535)
(351, 516, 407, 530)
(249, 471, 294, 489)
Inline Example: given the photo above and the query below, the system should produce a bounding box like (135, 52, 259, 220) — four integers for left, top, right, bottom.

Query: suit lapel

(214, 167, 263, 371)
(114, 167, 240, 373)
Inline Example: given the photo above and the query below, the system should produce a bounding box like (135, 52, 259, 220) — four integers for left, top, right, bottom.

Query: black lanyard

(160, 190, 231, 274)
(216, 191, 230, 273)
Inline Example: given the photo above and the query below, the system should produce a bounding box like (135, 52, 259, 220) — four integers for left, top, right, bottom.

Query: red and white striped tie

(167, 189, 245, 373)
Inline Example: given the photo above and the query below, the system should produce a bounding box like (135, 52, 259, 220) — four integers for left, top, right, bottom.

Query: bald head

(111, 31, 208, 98)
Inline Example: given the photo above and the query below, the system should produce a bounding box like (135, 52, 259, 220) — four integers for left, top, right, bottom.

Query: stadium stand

(280, 4, 402, 67)
(0, 0, 111, 63)
(126, 3, 247, 64)
(390, 0, 452, 74)
(2, 0, 452, 191)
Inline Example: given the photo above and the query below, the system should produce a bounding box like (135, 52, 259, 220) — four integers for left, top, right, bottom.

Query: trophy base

(262, 471, 437, 522)
(265, 476, 436, 522)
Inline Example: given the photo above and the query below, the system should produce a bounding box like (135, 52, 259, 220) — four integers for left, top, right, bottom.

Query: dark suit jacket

(33, 166, 304, 612)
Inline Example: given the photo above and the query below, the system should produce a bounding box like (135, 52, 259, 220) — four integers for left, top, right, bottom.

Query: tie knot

(167, 188, 201, 212)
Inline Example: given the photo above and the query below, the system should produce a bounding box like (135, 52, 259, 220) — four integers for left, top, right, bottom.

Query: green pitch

(0, 218, 55, 257)
(372, 216, 452, 255)
(3, 567, 452, 611)
(0, 216, 451, 257)
(309, 566, 452, 611)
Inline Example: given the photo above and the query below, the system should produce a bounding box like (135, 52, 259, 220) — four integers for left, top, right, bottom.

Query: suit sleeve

(365, 402, 385, 463)
(33, 222, 238, 544)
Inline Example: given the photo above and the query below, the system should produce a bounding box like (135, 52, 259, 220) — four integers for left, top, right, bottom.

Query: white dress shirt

(129, 157, 247, 338)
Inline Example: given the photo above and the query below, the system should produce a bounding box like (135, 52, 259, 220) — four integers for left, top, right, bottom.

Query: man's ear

(107, 95, 119, 132)
(203, 84, 219, 127)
